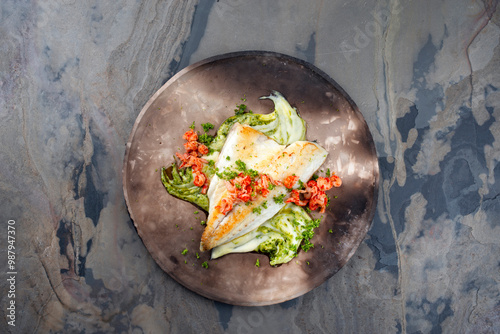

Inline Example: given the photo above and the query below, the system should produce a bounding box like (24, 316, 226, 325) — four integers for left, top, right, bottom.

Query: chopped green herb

(181, 248, 188, 255)
(201, 122, 214, 132)
(226, 156, 230, 161)
(196, 252, 200, 259)
(301, 239, 314, 252)
(189, 121, 195, 130)
(216, 168, 239, 180)
(234, 104, 251, 115)
(261, 201, 268, 209)
(235, 159, 247, 171)
(194, 211, 199, 214)
(200, 220, 206, 225)
(329, 229, 333, 233)
(252, 207, 262, 215)
(326, 168, 331, 177)
(201, 261, 209, 269)
(312, 174, 319, 181)
(255, 259, 260, 267)
(307, 261, 310, 265)
(273, 194, 286, 204)
(198, 133, 214, 145)
(248, 169, 259, 178)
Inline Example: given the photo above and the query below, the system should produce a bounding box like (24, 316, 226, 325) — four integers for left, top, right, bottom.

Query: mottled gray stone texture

(1, 0, 499, 333)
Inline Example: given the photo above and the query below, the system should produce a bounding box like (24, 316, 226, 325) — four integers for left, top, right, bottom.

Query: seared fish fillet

(200, 123, 327, 251)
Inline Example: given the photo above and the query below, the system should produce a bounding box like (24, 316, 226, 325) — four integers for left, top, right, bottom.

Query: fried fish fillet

(200, 123, 327, 251)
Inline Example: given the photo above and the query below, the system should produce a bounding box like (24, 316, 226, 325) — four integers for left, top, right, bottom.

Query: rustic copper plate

(123, 51, 379, 306)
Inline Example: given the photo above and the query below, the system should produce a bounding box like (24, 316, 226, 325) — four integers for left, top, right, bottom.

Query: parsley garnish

(301, 218, 321, 252)
(216, 168, 239, 180)
(189, 121, 195, 130)
(201, 261, 209, 269)
(248, 169, 259, 178)
(201, 122, 214, 132)
(261, 201, 268, 209)
(234, 104, 251, 115)
(252, 207, 262, 215)
(181, 248, 188, 255)
(273, 194, 286, 204)
(326, 168, 331, 177)
(301, 239, 314, 252)
(235, 159, 247, 171)
(255, 259, 260, 267)
(198, 133, 214, 145)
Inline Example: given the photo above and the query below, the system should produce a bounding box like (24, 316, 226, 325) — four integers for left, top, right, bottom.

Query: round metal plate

(123, 51, 379, 306)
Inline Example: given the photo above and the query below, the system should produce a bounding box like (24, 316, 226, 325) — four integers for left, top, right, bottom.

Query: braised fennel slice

(161, 164, 210, 211)
(209, 91, 306, 151)
(211, 203, 320, 266)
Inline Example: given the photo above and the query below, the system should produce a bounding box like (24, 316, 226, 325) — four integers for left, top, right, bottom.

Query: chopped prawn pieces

(217, 198, 234, 215)
(172, 128, 211, 192)
(198, 144, 209, 155)
(183, 129, 198, 141)
(283, 175, 300, 189)
(308, 192, 328, 213)
(184, 140, 199, 152)
(176, 152, 206, 171)
(285, 173, 341, 213)
(193, 170, 206, 187)
(316, 174, 342, 191)
(286, 189, 309, 206)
